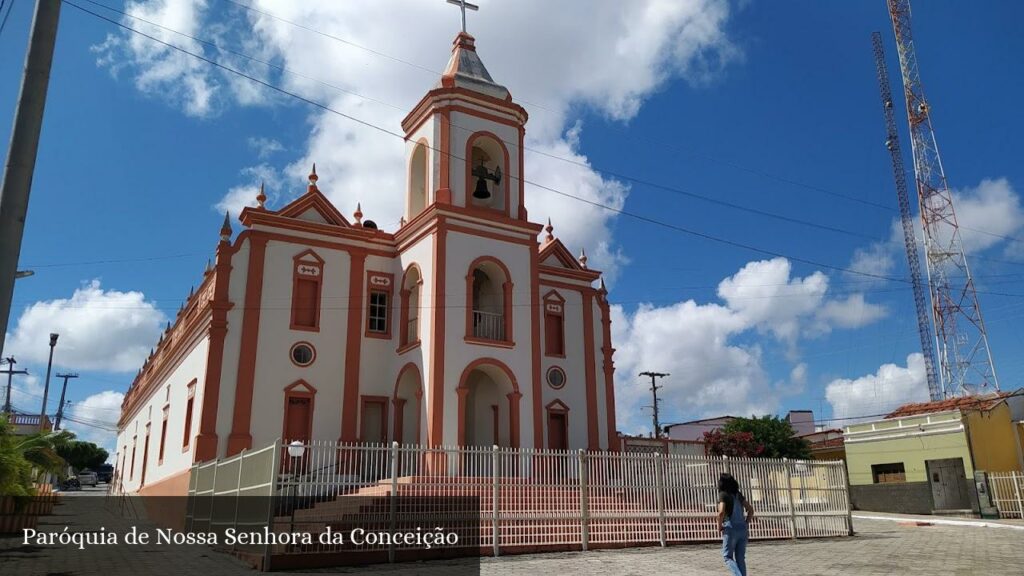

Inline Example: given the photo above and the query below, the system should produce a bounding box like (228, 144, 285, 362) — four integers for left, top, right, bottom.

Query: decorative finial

(220, 211, 232, 242)
(599, 278, 607, 294)
(205, 259, 212, 274)
(354, 202, 363, 226)
(545, 218, 554, 242)
(166, 321, 171, 332)
(158, 333, 164, 344)
(399, 216, 406, 228)
(579, 248, 588, 269)
(256, 181, 266, 209)
(308, 163, 319, 192)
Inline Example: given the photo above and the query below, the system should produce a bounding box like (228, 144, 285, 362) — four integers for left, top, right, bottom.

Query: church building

(115, 31, 618, 496)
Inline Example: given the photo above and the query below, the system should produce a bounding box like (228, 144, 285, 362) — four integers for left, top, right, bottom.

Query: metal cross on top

(446, 0, 479, 34)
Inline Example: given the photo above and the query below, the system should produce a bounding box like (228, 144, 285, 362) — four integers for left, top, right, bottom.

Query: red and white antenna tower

(886, 0, 999, 397)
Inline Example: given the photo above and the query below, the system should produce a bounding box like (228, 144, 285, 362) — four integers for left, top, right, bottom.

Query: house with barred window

(114, 32, 618, 496)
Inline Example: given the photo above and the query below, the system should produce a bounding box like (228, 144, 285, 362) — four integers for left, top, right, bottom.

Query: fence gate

(988, 472, 1024, 519)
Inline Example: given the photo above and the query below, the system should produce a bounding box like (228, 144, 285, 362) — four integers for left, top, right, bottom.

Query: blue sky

(2, 0, 1023, 448)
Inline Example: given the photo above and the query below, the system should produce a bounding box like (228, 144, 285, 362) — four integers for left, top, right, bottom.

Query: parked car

(60, 477, 81, 491)
(77, 470, 99, 487)
(96, 464, 113, 484)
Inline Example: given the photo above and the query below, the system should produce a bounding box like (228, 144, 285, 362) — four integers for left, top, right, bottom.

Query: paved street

(2, 490, 1022, 575)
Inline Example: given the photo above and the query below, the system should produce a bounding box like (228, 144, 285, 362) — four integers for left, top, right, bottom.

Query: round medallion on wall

(546, 366, 566, 390)
(290, 342, 316, 367)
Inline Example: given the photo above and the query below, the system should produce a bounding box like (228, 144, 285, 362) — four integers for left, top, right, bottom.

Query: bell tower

(400, 32, 529, 222)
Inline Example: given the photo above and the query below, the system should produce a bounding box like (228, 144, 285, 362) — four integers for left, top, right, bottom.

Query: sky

(2, 0, 1023, 454)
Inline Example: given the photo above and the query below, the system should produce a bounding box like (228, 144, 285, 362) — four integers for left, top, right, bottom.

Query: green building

(844, 391, 1024, 515)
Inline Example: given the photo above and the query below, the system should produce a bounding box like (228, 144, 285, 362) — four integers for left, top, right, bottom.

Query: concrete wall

(850, 482, 934, 515)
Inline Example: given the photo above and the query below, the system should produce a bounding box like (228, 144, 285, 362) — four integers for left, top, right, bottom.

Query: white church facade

(115, 32, 618, 496)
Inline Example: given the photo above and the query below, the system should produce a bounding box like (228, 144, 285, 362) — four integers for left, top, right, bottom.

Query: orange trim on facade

(227, 234, 268, 455)
(428, 226, 447, 446)
(193, 233, 235, 462)
(529, 238, 543, 449)
(437, 110, 452, 204)
(598, 294, 619, 451)
(582, 292, 600, 450)
(340, 252, 367, 442)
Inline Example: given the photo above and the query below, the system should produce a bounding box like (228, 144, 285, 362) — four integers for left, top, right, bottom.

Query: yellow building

(844, 390, 1024, 516)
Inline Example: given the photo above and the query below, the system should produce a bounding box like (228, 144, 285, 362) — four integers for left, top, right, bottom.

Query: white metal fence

(989, 471, 1024, 519)
(187, 441, 851, 565)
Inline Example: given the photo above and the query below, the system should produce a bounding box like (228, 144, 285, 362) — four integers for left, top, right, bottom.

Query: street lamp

(286, 440, 306, 547)
(39, 333, 58, 432)
(15, 270, 34, 279)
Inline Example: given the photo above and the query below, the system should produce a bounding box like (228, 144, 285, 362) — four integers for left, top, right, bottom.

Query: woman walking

(718, 472, 755, 576)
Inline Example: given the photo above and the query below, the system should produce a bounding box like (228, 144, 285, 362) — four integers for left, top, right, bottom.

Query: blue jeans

(722, 526, 748, 576)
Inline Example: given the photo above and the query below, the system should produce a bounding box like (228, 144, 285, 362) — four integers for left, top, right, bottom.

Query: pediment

(538, 239, 582, 271)
(276, 189, 350, 227)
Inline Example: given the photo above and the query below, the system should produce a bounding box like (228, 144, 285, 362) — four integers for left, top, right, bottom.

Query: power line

(74, 2, 894, 280)
(80, 0, 885, 246)
(214, 0, 1024, 248)
(0, 0, 14, 39)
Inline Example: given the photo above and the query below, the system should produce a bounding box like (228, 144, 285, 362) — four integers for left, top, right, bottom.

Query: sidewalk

(852, 511, 1024, 530)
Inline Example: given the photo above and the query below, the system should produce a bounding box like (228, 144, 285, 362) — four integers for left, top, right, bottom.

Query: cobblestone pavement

(2, 493, 1022, 575)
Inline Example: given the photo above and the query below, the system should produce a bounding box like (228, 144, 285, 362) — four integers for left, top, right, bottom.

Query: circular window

(546, 366, 566, 390)
(290, 342, 316, 367)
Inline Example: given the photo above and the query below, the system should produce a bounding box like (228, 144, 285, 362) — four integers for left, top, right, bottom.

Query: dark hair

(718, 472, 740, 495)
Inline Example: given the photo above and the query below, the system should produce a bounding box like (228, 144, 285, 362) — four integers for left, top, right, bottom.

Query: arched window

(466, 133, 508, 214)
(466, 257, 512, 343)
(408, 141, 428, 220)
(400, 265, 423, 348)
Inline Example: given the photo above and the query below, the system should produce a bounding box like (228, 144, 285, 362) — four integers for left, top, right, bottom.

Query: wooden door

(548, 412, 568, 451)
(927, 458, 970, 510)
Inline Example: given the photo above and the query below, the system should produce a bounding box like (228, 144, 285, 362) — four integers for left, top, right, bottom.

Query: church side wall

(590, 297, 609, 449)
(247, 238, 351, 449)
(392, 235, 435, 444)
(215, 240, 250, 453)
(115, 336, 210, 494)
(538, 284, 590, 450)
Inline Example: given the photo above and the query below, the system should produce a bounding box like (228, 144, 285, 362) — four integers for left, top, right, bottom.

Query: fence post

(654, 453, 667, 547)
(578, 449, 589, 551)
(722, 454, 730, 474)
(232, 448, 246, 551)
(783, 458, 797, 539)
(389, 441, 399, 563)
(841, 462, 855, 535)
(263, 438, 281, 572)
(492, 445, 500, 557)
(1015, 472, 1024, 520)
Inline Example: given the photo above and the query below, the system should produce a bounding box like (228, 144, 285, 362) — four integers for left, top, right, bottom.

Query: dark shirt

(719, 490, 747, 527)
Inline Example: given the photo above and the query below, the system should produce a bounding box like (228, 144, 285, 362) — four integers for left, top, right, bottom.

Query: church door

(284, 397, 312, 442)
(547, 412, 567, 451)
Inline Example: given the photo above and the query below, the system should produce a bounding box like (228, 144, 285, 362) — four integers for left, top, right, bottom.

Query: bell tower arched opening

(408, 141, 428, 220)
(466, 133, 508, 214)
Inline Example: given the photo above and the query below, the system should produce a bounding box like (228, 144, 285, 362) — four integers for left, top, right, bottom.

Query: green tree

(702, 429, 765, 458)
(0, 416, 73, 498)
(720, 415, 811, 459)
(56, 439, 109, 471)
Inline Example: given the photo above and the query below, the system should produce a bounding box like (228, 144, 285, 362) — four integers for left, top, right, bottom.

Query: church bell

(473, 176, 492, 200)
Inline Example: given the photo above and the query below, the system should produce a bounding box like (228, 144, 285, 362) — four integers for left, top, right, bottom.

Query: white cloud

(613, 257, 887, 434)
(247, 136, 284, 159)
(96, 0, 740, 280)
(4, 280, 166, 373)
(66, 390, 123, 454)
(214, 163, 283, 215)
(717, 258, 828, 343)
(824, 353, 929, 422)
(952, 178, 1024, 255)
(813, 293, 888, 332)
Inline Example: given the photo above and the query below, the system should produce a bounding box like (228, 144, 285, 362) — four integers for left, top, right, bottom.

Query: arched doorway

(393, 363, 423, 445)
(457, 359, 521, 448)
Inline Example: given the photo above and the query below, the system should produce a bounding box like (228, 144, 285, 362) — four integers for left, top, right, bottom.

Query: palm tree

(0, 416, 74, 498)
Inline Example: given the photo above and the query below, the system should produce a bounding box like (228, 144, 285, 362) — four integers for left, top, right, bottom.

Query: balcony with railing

(472, 310, 505, 341)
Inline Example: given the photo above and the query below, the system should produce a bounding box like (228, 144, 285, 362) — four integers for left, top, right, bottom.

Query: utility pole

(639, 372, 669, 439)
(52, 372, 77, 430)
(39, 332, 57, 431)
(1, 356, 29, 415)
(0, 0, 63, 358)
